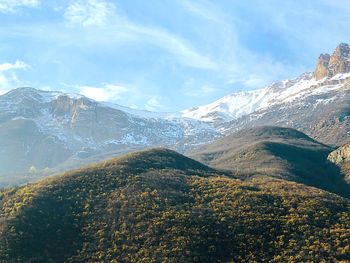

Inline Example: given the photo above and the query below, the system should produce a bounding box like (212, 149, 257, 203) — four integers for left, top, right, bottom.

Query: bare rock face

(314, 54, 330, 80)
(314, 43, 350, 80)
(329, 43, 350, 75)
(327, 144, 350, 164)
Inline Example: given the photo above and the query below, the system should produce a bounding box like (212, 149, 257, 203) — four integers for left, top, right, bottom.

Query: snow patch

(181, 72, 350, 123)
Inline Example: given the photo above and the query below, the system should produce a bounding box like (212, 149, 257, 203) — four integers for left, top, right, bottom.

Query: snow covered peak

(2, 87, 54, 102)
(1, 87, 181, 120)
(1, 87, 86, 104)
(181, 72, 350, 123)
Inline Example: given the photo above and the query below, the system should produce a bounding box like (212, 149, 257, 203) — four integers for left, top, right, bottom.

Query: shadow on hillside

(321, 161, 350, 199)
(265, 142, 350, 199)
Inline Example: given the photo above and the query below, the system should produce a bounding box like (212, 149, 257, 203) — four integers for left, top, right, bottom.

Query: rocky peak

(314, 43, 350, 80)
(333, 43, 350, 60)
(314, 54, 330, 80)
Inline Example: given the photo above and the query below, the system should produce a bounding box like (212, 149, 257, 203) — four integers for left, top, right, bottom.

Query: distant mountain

(182, 72, 316, 123)
(3, 43, 350, 186)
(1, 148, 350, 262)
(0, 87, 219, 184)
(190, 126, 350, 197)
(182, 43, 350, 146)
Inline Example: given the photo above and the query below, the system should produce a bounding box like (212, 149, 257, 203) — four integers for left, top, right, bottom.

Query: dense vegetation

(1, 148, 350, 262)
(190, 126, 350, 197)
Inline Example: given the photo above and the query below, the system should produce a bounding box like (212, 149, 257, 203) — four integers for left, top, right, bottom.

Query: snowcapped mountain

(181, 72, 350, 124)
(0, 87, 219, 179)
(181, 43, 350, 146)
(218, 72, 350, 145)
(2, 43, 350, 185)
(181, 73, 317, 123)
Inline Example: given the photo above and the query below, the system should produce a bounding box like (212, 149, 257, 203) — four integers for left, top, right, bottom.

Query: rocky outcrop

(327, 144, 350, 164)
(314, 54, 331, 80)
(314, 43, 350, 80)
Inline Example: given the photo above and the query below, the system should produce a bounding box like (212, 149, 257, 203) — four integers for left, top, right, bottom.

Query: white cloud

(179, 0, 311, 91)
(242, 76, 269, 88)
(0, 0, 40, 13)
(128, 25, 218, 70)
(145, 96, 163, 111)
(182, 78, 217, 97)
(78, 83, 164, 111)
(62, 0, 217, 70)
(0, 60, 29, 72)
(0, 75, 12, 94)
(64, 0, 116, 27)
(78, 84, 128, 101)
(180, 0, 229, 23)
(0, 0, 321, 110)
(0, 60, 30, 94)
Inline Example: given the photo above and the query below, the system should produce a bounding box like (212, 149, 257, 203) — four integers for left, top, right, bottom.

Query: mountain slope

(182, 44, 350, 146)
(3, 43, 350, 187)
(220, 79, 350, 146)
(190, 126, 350, 197)
(0, 87, 219, 183)
(182, 73, 319, 123)
(1, 148, 350, 262)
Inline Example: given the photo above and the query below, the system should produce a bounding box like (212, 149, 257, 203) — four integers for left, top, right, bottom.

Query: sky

(0, 0, 349, 112)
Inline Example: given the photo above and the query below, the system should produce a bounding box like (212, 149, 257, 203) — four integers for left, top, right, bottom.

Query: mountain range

(1, 43, 350, 186)
(2, 44, 350, 262)
(0, 88, 219, 185)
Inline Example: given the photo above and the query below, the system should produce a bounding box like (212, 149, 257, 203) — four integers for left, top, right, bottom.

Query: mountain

(0, 87, 219, 184)
(314, 43, 350, 80)
(2, 43, 350, 187)
(1, 148, 350, 262)
(190, 126, 350, 197)
(182, 72, 317, 123)
(182, 43, 350, 146)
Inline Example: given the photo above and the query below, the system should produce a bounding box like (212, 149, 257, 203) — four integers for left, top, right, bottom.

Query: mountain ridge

(181, 43, 350, 146)
(0, 87, 220, 183)
(2, 43, 350, 186)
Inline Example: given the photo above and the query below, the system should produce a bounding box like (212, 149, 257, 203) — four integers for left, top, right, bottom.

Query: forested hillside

(1, 148, 350, 262)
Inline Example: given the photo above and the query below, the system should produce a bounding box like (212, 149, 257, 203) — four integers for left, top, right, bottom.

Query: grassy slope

(190, 126, 350, 197)
(0, 148, 350, 262)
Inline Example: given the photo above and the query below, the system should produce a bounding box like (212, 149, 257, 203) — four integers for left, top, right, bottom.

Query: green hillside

(190, 126, 350, 197)
(1, 148, 350, 262)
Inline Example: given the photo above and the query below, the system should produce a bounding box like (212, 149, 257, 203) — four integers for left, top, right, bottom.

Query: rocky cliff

(314, 43, 350, 80)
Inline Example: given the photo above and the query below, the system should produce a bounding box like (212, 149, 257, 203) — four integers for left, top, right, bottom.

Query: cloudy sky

(0, 0, 349, 111)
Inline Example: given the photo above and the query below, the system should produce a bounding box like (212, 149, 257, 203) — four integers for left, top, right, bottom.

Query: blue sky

(0, 0, 349, 111)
